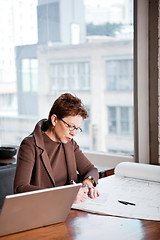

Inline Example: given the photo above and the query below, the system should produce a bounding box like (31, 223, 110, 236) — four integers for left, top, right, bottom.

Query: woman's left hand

(82, 179, 100, 199)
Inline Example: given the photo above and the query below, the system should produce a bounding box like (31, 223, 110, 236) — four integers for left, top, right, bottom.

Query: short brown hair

(48, 93, 88, 125)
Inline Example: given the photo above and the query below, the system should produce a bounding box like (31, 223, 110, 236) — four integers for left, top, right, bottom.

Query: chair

(0, 164, 16, 209)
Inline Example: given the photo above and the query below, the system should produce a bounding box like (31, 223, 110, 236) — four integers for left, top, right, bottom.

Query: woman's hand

(73, 186, 89, 204)
(73, 179, 100, 204)
(82, 179, 100, 199)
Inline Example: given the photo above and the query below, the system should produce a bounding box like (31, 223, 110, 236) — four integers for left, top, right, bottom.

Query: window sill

(84, 150, 134, 168)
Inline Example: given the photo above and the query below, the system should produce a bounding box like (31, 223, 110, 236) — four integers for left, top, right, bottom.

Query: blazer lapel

(40, 150, 56, 186)
(63, 143, 78, 183)
(33, 120, 56, 186)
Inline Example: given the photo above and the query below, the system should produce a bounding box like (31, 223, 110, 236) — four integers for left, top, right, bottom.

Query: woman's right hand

(73, 186, 89, 204)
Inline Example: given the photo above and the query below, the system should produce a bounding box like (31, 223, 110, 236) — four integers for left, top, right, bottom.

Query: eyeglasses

(60, 118, 82, 133)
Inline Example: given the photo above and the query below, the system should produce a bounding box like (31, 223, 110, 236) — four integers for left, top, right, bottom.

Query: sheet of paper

(72, 175, 160, 221)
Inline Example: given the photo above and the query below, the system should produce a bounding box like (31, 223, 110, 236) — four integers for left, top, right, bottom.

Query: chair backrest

(0, 164, 16, 209)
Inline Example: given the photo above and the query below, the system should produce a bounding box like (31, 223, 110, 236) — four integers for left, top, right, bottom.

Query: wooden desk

(0, 209, 160, 240)
(96, 165, 114, 178)
(0, 164, 159, 239)
(0, 157, 16, 166)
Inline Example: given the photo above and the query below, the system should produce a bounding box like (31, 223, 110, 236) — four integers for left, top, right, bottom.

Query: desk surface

(0, 157, 16, 166)
(1, 209, 160, 240)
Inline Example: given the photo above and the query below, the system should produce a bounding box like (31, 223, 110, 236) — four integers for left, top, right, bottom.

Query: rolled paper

(115, 162, 160, 182)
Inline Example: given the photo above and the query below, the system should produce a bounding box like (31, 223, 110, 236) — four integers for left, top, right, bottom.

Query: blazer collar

(33, 119, 47, 150)
(33, 119, 56, 186)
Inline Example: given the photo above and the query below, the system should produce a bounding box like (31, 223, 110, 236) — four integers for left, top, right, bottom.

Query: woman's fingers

(88, 187, 100, 199)
(73, 187, 88, 204)
(74, 185, 100, 204)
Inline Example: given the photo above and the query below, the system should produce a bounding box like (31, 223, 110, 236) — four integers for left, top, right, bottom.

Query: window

(120, 107, 132, 135)
(107, 106, 133, 155)
(82, 107, 90, 134)
(22, 59, 38, 92)
(107, 60, 133, 91)
(108, 107, 117, 134)
(0, 0, 152, 165)
(50, 62, 90, 91)
(108, 106, 133, 136)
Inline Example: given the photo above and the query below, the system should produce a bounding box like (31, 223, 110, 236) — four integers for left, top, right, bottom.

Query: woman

(14, 93, 99, 203)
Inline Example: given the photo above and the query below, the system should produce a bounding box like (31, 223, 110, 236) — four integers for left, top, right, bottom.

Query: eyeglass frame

(59, 118, 82, 133)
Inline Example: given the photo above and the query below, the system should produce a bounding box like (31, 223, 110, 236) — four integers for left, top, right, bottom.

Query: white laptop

(0, 183, 81, 236)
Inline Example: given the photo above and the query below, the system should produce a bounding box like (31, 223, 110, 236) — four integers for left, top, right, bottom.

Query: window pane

(108, 107, 117, 134)
(120, 107, 129, 135)
(22, 59, 38, 92)
(107, 60, 133, 91)
(22, 59, 30, 92)
(49, 62, 90, 91)
(0, 0, 134, 157)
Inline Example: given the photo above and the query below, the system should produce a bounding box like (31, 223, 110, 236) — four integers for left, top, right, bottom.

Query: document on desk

(72, 162, 160, 221)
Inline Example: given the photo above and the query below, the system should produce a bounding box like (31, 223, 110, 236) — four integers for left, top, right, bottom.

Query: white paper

(72, 162, 160, 221)
(115, 162, 160, 182)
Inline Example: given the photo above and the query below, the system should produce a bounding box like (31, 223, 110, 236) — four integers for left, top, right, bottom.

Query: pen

(118, 200, 136, 206)
(71, 180, 76, 184)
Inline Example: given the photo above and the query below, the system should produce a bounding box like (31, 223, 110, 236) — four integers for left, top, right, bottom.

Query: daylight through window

(0, 0, 133, 157)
